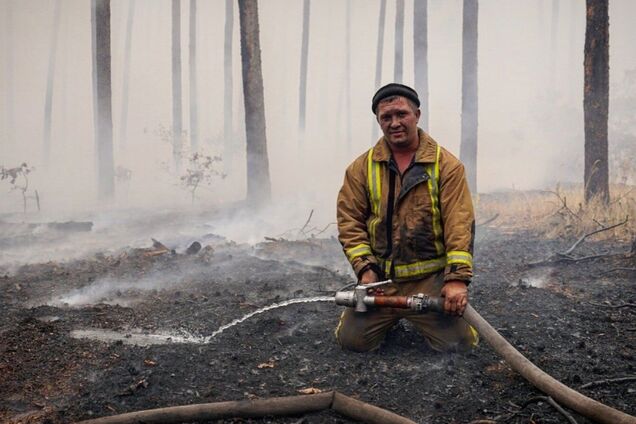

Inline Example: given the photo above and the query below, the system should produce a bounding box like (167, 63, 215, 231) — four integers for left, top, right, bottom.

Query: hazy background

(1, 0, 635, 223)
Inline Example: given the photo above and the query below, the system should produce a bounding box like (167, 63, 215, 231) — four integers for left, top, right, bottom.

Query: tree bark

(189, 0, 198, 151)
(460, 0, 478, 194)
(550, 0, 559, 93)
(298, 0, 310, 138)
(583, 0, 609, 204)
(238, 0, 271, 206)
(223, 0, 234, 170)
(413, 0, 428, 132)
(394, 0, 404, 83)
(91, 0, 115, 200)
(371, 0, 386, 141)
(119, 0, 135, 151)
(172, 0, 183, 170)
(345, 0, 352, 152)
(43, 0, 61, 167)
(4, 1, 15, 148)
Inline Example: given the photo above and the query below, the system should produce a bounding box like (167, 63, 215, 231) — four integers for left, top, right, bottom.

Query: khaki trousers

(334, 272, 478, 352)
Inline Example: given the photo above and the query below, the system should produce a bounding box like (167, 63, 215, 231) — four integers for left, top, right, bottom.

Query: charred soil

(0, 225, 634, 423)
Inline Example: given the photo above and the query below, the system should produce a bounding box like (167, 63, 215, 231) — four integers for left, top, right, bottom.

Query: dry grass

(475, 183, 635, 243)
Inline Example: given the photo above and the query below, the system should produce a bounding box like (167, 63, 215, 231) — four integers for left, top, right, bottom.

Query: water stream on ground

(204, 296, 335, 341)
(70, 296, 336, 346)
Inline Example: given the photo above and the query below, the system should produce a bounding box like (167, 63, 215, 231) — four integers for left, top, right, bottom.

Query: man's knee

(335, 325, 381, 352)
(428, 325, 479, 353)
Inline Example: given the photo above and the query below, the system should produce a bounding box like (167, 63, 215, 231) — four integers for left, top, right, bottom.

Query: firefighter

(335, 83, 478, 352)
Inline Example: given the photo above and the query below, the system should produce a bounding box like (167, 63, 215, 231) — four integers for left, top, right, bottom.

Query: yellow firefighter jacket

(337, 129, 475, 283)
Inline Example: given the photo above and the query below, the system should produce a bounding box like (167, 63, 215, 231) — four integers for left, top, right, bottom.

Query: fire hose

(333, 281, 636, 424)
(77, 282, 635, 424)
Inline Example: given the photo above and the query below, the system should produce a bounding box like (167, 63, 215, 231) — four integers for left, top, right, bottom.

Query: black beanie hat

(371, 83, 420, 113)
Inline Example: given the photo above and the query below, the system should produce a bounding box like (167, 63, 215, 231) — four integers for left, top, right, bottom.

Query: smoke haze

(1, 0, 635, 220)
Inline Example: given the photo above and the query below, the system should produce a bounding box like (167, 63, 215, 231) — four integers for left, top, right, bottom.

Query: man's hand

(360, 269, 379, 285)
(440, 280, 468, 316)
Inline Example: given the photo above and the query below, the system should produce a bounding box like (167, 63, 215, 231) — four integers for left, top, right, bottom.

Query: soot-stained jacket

(337, 129, 475, 283)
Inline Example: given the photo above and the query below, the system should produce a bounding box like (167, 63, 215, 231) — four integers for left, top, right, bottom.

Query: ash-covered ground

(0, 209, 634, 424)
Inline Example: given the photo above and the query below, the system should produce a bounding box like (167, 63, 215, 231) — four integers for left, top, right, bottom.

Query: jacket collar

(372, 128, 437, 164)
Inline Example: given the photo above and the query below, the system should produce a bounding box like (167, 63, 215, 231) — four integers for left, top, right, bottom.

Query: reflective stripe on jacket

(337, 129, 475, 283)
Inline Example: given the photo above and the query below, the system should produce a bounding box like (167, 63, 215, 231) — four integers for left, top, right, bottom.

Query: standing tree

(371, 0, 387, 141)
(583, 0, 609, 204)
(172, 0, 183, 170)
(189, 0, 198, 151)
(119, 0, 135, 150)
(4, 1, 15, 147)
(459, 0, 478, 194)
(91, 0, 115, 200)
(394, 0, 405, 83)
(345, 0, 352, 152)
(550, 0, 559, 93)
(223, 0, 234, 170)
(298, 0, 311, 138)
(238, 0, 271, 206)
(43, 0, 61, 167)
(413, 0, 429, 132)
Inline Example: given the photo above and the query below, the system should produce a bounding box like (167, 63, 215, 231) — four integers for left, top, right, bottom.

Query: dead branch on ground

(561, 216, 629, 256)
(580, 376, 636, 389)
(521, 396, 578, 424)
(524, 216, 629, 268)
(587, 301, 636, 309)
(298, 209, 314, 237)
(476, 213, 499, 227)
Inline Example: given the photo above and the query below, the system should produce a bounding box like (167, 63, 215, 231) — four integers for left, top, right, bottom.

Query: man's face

(376, 97, 421, 150)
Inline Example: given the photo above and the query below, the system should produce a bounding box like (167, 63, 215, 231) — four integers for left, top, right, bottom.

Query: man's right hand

(360, 269, 379, 285)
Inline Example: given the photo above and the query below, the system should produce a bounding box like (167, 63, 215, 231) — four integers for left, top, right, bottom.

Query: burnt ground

(0, 219, 634, 423)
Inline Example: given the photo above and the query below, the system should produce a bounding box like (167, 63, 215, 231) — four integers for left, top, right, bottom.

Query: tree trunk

(345, 0, 352, 152)
(189, 0, 198, 151)
(4, 1, 15, 148)
(550, 0, 559, 93)
(583, 0, 609, 204)
(223, 0, 234, 170)
(298, 0, 310, 138)
(43, 0, 61, 167)
(393, 0, 404, 83)
(459, 0, 478, 194)
(91, 0, 115, 200)
(119, 0, 135, 151)
(238, 0, 271, 206)
(172, 0, 183, 170)
(371, 0, 386, 141)
(413, 0, 428, 132)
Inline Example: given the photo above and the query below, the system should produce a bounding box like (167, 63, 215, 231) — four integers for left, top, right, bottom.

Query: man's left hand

(441, 280, 468, 316)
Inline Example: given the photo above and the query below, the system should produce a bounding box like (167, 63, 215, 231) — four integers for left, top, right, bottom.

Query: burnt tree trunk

(345, 0, 352, 152)
(460, 0, 478, 194)
(394, 0, 404, 83)
(172, 0, 183, 170)
(298, 0, 310, 138)
(238, 0, 271, 206)
(189, 0, 198, 151)
(91, 0, 115, 200)
(223, 0, 234, 170)
(550, 0, 559, 93)
(583, 0, 609, 204)
(413, 0, 428, 132)
(4, 1, 14, 147)
(119, 0, 135, 150)
(371, 0, 386, 141)
(43, 0, 61, 167)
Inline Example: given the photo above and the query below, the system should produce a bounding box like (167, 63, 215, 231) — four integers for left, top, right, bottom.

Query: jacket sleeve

(337, 160, 378, 278)
(439, 154, 475, 283)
